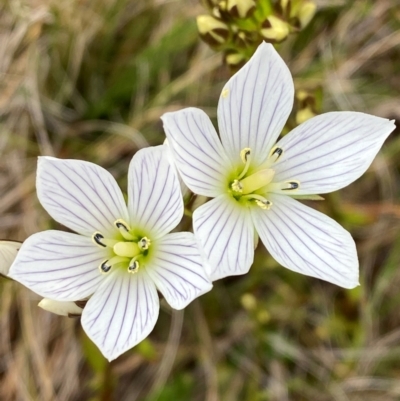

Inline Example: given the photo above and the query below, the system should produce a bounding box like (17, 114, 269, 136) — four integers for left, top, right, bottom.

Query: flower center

(229, 147, 300, 209)
(92, 219, 151, 275)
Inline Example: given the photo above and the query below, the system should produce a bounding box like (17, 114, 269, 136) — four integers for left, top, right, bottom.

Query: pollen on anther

(128, 260, 139, 273)
(138, 237, 151, 250)
(231, 179, 243, 193)
(255, 199, 272, 210)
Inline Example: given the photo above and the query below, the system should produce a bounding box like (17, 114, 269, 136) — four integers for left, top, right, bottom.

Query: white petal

(161, 108, 232, 197)
(163, 140, 190, 199)
(37, 157, 129, 237)
(146, 232, 212, 310)
(251, 194, 359, 288)
(9, 231, 107, 301)
(128, 146, 183, 238)
(81, 270, 159, 361)
(273, 112, 396, 194)
(217, 42, 294, 166)
(0, 240, 21, 276)
(193, 195, 254, 280)
(38, 298, 83, 317)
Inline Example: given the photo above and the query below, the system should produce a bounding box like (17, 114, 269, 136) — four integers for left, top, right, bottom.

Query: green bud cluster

(197, 0, 317, 70)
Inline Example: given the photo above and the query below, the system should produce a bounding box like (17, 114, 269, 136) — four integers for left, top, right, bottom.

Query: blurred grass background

(1, 0, 400, 400)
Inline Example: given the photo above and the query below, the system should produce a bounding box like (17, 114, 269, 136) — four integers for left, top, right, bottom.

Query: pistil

(239, 169, 275, 194)
(113, 241, 141, 258)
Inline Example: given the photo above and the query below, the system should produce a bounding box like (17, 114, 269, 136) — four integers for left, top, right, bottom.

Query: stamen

(99, 259, 112, 273)
(231, 179, 243, 193)
(99, 256, 129, 274)
(237, 148, 252, 180)
(92, 232, 119, 248)
(241, 194, 273, 210)
(255, 199, 272, 210)
(93, 232, 106, 247)
(240, 148, 251, 163)
(128, 259, 140, 273)
(114, 219, 135, 240)
(138, 237, 151, 250)
(281, 181, 300, 191)
(269, 146, 283, 163)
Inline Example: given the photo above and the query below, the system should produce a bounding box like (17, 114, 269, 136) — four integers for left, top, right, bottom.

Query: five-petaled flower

(9, 146, 212, 361)
(162, 42, 396, 287)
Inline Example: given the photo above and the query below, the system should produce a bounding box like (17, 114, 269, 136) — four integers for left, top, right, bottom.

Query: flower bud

(296, 106, 315, 124)
(225, 51, 246, 68)
(38, 298, 83, 317)
(227, 0, 256, 19)
(297, 1, 317, 28)
(261, 15, 290, 43)
(296, 90, 317, 124)
(197, 15, 230, 47)
(276, 0, 291, 16)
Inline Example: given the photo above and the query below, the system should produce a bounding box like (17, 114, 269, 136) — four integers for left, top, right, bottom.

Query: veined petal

(128, 146, 183, 238)
(146, 232, 212, 310)
(9, 231, 107, 301)
(0, 240, 21, 276)
(251, 194, 359, 288)
(37, 157, 129, 237)
(81, 270, 159, 361)
(218, 42, 294, 166)
(163, 140, 190, 199)
(162, 108, 232, 197)
(272, 112, 396, 194)
(193, 195, 254, 280)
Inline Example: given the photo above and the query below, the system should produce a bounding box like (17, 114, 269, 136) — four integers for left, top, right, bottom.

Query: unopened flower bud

(38, 298, 83, 317)
(277, 0, 291, 16)
(227, 0, 256, 19)
(197, 15, 230, 47)
(297, 1, 317, 28)
(296, 106, 316, 124)
(261, 15, 290, 43)
(225, 51, 246, 68)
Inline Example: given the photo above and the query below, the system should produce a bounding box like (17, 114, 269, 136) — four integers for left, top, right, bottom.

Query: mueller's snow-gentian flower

(162, 42, 395, 287)
(9, 146, 212, 361)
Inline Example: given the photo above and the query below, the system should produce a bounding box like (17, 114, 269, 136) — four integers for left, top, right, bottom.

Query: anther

(255, 199, 273, 210)
(99, 259, 112, 273)
(268, 146, 283, 163)
(231, 179, 243, 193)
(237, 148, 253, 180)
(128, 259, 140, 273)
(281, 181, 300, 191)
(115, 219, 130, 232)
(138, 237, 151, 250)
(92, 232, 106, 247)
(240, 148, 251, 163)
(114, 219, 135, 240)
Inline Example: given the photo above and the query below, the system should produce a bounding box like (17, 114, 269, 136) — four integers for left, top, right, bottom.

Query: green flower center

(228, 147, 300, 209)
(92, 219, 152, 275)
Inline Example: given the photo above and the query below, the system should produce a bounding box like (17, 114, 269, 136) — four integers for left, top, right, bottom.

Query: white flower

(0, 240, 21, 276)
(161, 42, 396, 288)
(9, 146, 212, 361)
